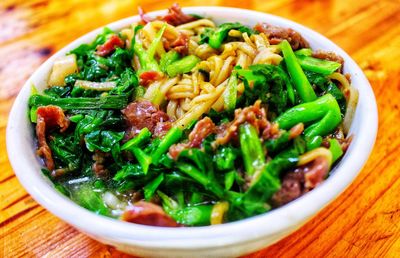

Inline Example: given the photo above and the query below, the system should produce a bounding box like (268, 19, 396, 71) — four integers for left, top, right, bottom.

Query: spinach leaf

(305, 71, 346, 115)
(200, 22, 255, 49)
(237, 64, 294, 114)
(84, 130, 124, 152)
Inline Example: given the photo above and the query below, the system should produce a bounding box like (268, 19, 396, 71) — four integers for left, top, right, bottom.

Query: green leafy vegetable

(280, 40, 317, 103)
(201, 22, 255, 49)
(29, 94, 128, 110)
(275, 94, 342, 138)
(166, 55, 201, 77)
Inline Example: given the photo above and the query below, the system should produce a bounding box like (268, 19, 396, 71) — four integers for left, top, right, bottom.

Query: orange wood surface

(1, 0, 400, 257)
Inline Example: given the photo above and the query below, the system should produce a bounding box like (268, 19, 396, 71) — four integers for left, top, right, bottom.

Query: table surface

(1, 0, 400, 257)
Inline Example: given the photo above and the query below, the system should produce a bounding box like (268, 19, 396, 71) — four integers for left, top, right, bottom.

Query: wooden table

(1, 0, 399, 257)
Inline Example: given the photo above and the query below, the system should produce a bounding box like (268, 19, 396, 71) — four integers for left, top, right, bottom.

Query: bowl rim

(6, 6, 378, 249)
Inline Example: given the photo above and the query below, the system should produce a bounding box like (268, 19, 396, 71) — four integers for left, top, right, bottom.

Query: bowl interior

(6, 6, 377, 249)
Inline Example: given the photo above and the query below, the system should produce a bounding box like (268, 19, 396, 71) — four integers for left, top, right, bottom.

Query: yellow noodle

(160, 77, 180, 95)
(228, 29, 242, 38)
(214, 56, 235, 86)
(200, 82, 215, 93)
(176, 19, 216, 30)
(328, 72, 350, 90)
(242, 32, 256, 49)
(298, 147, 333, 167)
(169, 84, 193, 93)
(167, 100, 178, 120)
(168, 92, 196, 99)
(180, 98, 192, 111)
(174, 84, 225, 129)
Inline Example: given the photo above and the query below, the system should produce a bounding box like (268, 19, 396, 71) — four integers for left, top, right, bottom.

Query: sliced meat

(36, 105, 70, 171)
(168, 117, 215, 159)
(214, 100, 270, 146)
(122, 100, 171, 139)
(254, 23, 309, 50)
(121, 201, 179, 227)
(138, 6, 153, 25)
(163, 33, 189, 55)
(271, 170, 305, 207)
(96, 34, 125, 57)
(271, 156, 330, 207)
(153, 121, 172, 138)
(303, 156, 330, 190)
(139, 3, 198, 26)
(92, 150, 110, 177)
(139, 71, 163, 86)
(188, 117, 215, 148)
(312, 50, 344, 66)
(168, 143, 187, 160)
(261, 122, 280, 140)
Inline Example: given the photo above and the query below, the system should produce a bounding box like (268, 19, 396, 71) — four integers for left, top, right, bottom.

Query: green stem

(29, 94, 128, 110)
(239, 123, 265, 176)
(151, 127, 183, 164)
(274, 94, 342, 138)
(280, 40, 317, 102)
(121, 127, 151, 151)
(166, 55, 200, 77)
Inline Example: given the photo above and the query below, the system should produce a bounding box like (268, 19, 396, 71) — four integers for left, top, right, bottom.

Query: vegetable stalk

(29, 94, 128, 110)
(151, 127, 183, 164)
(280, 40, 317, 102)
(275, 94, 342, 138)
(134, 24, 167, 74)
(239, 123, 265, 176)
(166, 55, 200, 77)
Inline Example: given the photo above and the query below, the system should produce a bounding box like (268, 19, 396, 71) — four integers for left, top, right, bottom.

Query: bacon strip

(121, 201, 179, 227)
(96, 34, 125, 57)
(36, 105, 70, 171)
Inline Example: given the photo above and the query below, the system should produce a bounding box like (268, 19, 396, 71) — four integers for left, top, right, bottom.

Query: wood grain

(1, 0, 399, 257)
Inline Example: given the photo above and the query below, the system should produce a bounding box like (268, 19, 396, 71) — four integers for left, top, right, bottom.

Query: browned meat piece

(36, 105, 70, 171)
(122, 100, 171, 139)
(96, 35, 125, 57)
(254, 23, 309, 50)
(312, 50, 344, 72)
(92, 150, 110, 177)
(121, 201, 179, 227)
(303, 157, 330, 190)
(153, 121, 172, 138)
(163, 33, 189, 55)
(168, 117, 215, 159)
(271, 170, 305, 207)
(312, 50, 344, 66)
(272, 156, 330, 207)
(168, 143, 187, 160)
(214, 100, 270, 146)
(188, 117, 215, 148)
(261, 122, 280, 140)
(139, 71, 163, 87)
(138, 6, 152, 25)
(139, 3, 198, 26)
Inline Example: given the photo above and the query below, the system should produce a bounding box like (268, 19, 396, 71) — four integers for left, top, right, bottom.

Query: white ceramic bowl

(7, 6, 377, 258)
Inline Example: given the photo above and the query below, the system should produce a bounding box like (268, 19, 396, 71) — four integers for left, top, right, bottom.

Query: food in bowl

(28, 4, 358, 227)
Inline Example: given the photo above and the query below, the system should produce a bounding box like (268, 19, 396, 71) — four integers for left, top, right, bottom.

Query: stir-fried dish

(29, 4, 358, 226)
